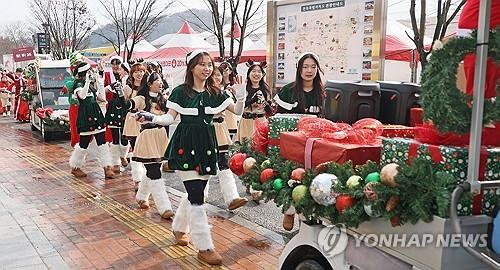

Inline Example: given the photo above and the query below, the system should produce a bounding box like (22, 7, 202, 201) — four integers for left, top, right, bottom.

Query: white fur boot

(130, 161, 145, 183)
(189, 205, 214, 251)
(218, 169, 248, 210)
(69, 145, 87, 169)
(189, 205, 222, 265)
(119, 144, 130, 167)
(110, 144, 121, 173)
(69, 145, 88, 178)
(172, 196, 191, 246)
(97, 144, 115, 178)
(150, 179, 174, 219)
(135, 176, 152, 209)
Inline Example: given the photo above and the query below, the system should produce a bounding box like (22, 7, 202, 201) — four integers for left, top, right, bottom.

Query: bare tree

(408, 0, 466, 70)
(94, 0, 173, 61)
(188, 0, 265, 68)
(29, 0, 95, 60)
(2, 22, 34, 47)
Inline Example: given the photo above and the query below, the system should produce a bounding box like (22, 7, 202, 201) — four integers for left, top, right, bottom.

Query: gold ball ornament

(243, 157, 257, 173)
(380, 163, 399, 187)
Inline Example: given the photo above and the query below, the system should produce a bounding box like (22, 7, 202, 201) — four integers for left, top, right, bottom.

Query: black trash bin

(378, 81, 421, 125)
(324, 80, 381, 124)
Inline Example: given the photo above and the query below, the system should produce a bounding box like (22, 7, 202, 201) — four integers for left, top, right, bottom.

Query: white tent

(103, 39, 157, 61)
(151, 33, 176, 47)
(147, 22, 212, 86)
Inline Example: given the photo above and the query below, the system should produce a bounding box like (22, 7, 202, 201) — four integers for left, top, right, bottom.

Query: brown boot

(160, 209, 175, 219)
(283, 214, 295, 231)
(173, 231, 189, 246)
(198, 249, 222, 265)
(113, 165, 120, 173)
(120, 157, 128, 167)
(162, 161, 174, 173)
(228, 197, 248, 210)
(71, 168, 87, 178)
(137, 199, 150, 209)
(104, 167, 115, 179)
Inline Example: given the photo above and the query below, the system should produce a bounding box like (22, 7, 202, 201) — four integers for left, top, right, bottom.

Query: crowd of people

(63, 50, 324, 265)
(0, 68, 31, 121)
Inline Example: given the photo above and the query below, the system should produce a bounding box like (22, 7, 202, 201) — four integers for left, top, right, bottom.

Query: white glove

(234, 86, 246, 101)
(152, 113, 174, 126)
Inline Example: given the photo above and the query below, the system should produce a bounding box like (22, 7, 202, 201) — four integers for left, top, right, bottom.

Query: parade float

(228, 0, 500, 269)
(29, 59, 71, 141)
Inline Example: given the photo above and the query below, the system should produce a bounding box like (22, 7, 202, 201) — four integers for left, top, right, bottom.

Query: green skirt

(77, 102, 105, 133)
(105, 98, 128, 128)
(165, 122, 218, 176)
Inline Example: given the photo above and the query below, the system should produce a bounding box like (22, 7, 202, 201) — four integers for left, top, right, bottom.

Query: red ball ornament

(229, 153, 247, 176)
(291, 168, 306, 182)
(177, 148, 185, 155)
(260, 168, 275, 184)
(335, 194, 356, 214)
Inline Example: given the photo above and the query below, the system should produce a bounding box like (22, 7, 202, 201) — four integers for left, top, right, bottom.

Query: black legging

(79, 132, 106, 149)
(183, 180, 208, 205)
(110, 128, 128, 146)
(217, 152, 229, 170)
(144, 163, 162, 180)
(127, 136, 137, 150)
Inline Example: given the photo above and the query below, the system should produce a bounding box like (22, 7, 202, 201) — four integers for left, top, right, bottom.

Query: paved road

(16, 118, 299, 241)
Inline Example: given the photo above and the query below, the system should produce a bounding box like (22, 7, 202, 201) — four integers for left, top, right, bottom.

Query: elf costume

(68, 62, 115, 179)
(127, 75, 173, 219)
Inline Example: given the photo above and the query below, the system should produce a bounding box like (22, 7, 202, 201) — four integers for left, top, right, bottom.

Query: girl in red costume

(6, 68, 30, 122)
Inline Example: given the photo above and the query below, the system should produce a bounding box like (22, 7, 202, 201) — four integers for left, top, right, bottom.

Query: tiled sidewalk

(0, 123, 283, 269)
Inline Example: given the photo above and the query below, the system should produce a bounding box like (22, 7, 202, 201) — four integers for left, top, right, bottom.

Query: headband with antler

(246, 59, 267, 69)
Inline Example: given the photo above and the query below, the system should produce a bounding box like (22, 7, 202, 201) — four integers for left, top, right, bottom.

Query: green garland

(421, 28, 500, 133)
(230, 140, 455, 228)
(41, 115, 70, 129)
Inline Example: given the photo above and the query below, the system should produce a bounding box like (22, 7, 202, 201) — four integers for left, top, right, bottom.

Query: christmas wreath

(229, 140, 455, 228)
(421, 28, 500, 134)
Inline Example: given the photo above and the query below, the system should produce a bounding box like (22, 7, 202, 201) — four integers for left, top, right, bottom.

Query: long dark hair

(292, 54, 325, 113)
(245, 64, 270, 101)
(184, 51, 219, 98)
(137, 72, 167, 112)
(219, 61, 235, 86)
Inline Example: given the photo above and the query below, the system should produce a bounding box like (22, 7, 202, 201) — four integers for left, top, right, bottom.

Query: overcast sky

(0, 0, 461, 28)
(0, 0, 208, 27)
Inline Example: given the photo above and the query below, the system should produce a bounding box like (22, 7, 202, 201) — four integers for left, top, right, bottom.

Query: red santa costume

(6, 71, 30, 122)
(0, 76, 12, 116)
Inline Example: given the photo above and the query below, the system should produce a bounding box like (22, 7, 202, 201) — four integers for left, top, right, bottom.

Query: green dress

(75, 81, 106, 134)
(105, 86, 128, 128)
(165, 84, 231, 176)
(274, 82, 322, 115)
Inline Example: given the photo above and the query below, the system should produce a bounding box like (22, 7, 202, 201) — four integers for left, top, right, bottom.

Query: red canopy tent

(384, 18, 431, 62)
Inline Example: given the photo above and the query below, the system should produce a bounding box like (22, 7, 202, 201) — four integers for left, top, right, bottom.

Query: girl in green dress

(68, 62, 115, 179)
(274, 52, 326, 231)
(138, 49, 245, 265)
(274, 52, 325, 116)
(128, 72, 174, 220)
(105, 62, 130, 173)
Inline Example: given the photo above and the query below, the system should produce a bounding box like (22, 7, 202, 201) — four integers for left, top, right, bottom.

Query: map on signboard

(275, 0, 376, 84)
